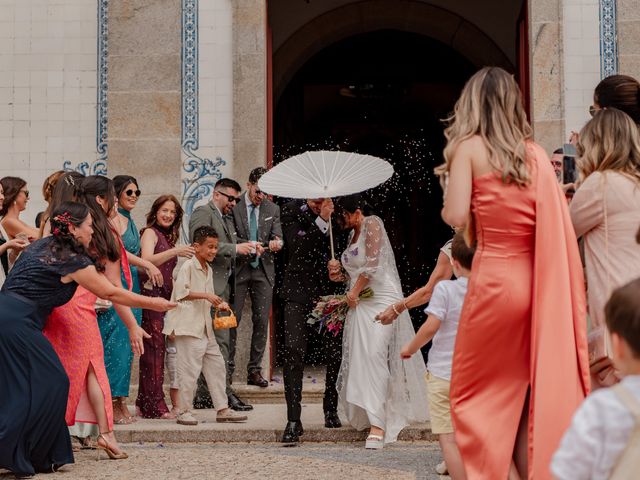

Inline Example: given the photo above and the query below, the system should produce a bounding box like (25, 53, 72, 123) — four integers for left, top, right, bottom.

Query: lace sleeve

(360, 216, 386, 279)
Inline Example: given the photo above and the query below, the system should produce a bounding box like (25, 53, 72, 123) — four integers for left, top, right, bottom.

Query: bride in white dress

(328, 195, 428, 449)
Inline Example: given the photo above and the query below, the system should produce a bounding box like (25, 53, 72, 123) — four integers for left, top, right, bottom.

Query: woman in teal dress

(98, 175, 144, 424)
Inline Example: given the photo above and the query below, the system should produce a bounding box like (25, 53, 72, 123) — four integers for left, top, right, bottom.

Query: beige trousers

(174, 334, 228, 413)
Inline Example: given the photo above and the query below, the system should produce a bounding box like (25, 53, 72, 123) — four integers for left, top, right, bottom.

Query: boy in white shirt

(163, 226, 247, 425)
(552, 277, 640, 479)
(401, 233, 474, 480)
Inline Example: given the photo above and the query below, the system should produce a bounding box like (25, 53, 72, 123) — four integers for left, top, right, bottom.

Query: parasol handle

(328, 214, 335, 260)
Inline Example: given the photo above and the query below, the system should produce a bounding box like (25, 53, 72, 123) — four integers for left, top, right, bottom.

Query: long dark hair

(144, 194, 183, 246)
(0, 176, 27, 216)
(48, 201, 95, 268)
(75, 175, 120, 262)
(595, 74, 640, 125)
(39, 171, 85, 238)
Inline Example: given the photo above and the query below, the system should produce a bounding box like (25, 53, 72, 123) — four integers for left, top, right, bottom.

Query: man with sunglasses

(230, 167, 283, 389)
(189, 177, 256, 412)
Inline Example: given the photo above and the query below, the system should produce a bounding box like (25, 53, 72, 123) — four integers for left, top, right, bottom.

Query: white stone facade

(0, 0, 98, 225)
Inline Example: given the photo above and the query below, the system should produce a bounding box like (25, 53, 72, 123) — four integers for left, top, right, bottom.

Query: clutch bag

(213, 309, 237, 330)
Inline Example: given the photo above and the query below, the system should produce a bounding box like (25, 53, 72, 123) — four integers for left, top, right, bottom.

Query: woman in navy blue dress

(0, 201, 174, 478)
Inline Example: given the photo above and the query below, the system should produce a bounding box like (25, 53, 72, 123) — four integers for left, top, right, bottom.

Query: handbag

(213, 308, 237, 330)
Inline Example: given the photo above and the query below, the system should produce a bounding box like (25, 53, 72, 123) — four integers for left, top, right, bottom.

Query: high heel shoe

(96, 431, 128, 460)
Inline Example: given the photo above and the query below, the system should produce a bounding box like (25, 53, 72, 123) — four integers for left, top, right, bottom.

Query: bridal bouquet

(307, 287, 374, 336)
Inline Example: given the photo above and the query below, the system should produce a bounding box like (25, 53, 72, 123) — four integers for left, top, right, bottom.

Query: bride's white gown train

(338, 215, 428, 444)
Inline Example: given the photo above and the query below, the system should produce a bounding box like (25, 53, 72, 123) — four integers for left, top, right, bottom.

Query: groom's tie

(249, 204, 259, 268)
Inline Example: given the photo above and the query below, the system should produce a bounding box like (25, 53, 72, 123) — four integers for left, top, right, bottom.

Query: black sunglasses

(217, 191, 241, 203)
(125, 189, 141, 197)
(589, 105, 599, 117)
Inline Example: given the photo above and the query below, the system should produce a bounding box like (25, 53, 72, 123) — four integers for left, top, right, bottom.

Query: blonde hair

(438, 67, 533, 186)
(576, 108, 640, 183)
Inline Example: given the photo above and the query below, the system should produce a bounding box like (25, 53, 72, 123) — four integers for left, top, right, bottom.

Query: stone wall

(618, 0, 640, 80)
(232, 0, 267, 184)
(108, 0, 182, 227)
(529, 0, 564, 155)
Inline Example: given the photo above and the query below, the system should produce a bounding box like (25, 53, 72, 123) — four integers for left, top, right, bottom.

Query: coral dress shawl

(450, 143, 590, 480)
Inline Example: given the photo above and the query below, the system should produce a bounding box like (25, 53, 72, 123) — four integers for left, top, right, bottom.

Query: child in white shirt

(401, 233, 474, 480)
(552, 277, 640, 479)
(163, 226, 247, 425)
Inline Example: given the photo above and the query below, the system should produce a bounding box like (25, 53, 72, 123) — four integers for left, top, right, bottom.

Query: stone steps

(115, 404, 434, 443)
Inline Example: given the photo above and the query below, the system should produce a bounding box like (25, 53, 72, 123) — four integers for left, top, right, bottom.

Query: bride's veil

(337, 215, 428, 442)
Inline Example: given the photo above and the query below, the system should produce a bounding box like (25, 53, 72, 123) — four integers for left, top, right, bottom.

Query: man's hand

(320, 198, 334, 222)
(268, 237, 283, 252)
(236, 242, 254, 255)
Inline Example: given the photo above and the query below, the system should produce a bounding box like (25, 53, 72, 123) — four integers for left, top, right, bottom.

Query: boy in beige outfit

(163, 226, 247, 425)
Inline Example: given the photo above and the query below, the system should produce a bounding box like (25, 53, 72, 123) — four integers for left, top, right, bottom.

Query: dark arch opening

(272, 29, 507, 364)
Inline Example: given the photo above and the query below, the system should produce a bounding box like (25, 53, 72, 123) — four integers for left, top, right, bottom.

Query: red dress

(44, 286, 114, 428)
(449, 143, 590, 479)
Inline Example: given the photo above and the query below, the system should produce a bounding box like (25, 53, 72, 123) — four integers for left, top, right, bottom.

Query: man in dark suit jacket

(279, 197, 346, 444)
(231, 167, 283, 388)
(188, 177, 255, 412)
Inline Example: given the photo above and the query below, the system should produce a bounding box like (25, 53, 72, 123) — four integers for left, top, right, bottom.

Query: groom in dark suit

(231, 167, 283, 388)
(280, 198, 346, 444)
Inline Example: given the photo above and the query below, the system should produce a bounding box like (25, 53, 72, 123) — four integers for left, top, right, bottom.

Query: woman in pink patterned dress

(44, 175, 165, 459)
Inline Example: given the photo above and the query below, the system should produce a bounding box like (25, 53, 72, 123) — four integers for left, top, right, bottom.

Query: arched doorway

(268, 0, 527, 364)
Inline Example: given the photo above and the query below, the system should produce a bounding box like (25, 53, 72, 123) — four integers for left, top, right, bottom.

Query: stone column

(529, 0, 564, 154)
(232, 0, 270, 383)
(232, 0, 267, 182)
(618, 0, 640, 79)
(108, 0, 183, 226)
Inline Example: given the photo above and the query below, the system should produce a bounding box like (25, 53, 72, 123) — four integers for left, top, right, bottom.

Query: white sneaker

(435, 460, 448, 475)
(176, 411, 198, 426)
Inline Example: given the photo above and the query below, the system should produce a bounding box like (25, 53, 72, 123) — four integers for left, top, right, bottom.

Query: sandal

(96, 431, 128, 460)
(365, 434, 384, 450)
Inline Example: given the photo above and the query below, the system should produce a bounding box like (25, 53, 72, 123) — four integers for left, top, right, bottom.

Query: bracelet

(346, 292, 357, 302)
(391, 303, 401, 316)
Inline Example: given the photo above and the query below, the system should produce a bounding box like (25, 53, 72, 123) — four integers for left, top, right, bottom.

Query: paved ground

(0, 442, 448, 480)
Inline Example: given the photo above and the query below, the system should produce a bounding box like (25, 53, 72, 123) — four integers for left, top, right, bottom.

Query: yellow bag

(213, 309, 237, 330)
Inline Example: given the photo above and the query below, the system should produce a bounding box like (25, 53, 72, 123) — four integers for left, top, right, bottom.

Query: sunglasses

(589, 105, 599, 117)
(217, 191, 241, 203)
(20, 189, 29, 198)
(125, 189, 141, 197)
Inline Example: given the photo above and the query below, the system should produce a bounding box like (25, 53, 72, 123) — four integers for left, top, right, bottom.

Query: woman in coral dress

(440, 67, 590, 479)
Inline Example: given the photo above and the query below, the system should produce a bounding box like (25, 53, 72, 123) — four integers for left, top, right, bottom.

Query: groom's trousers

(282, 301, 342, 422)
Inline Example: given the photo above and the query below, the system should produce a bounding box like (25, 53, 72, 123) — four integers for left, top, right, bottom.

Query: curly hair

(144, 194, 183, 246)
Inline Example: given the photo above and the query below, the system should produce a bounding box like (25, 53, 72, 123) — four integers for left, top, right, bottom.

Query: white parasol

(258, 150, 394, 257)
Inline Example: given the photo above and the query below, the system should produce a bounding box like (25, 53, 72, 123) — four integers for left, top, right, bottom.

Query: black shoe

(324, 411, 342, 428)
(281, 421, 304, 444)
(228, 393, 253, 411)
(247, 371, 269, 388)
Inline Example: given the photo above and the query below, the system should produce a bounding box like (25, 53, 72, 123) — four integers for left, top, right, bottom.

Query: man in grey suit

(231, 167, 283, 388)
(188, 177, 255, 411)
